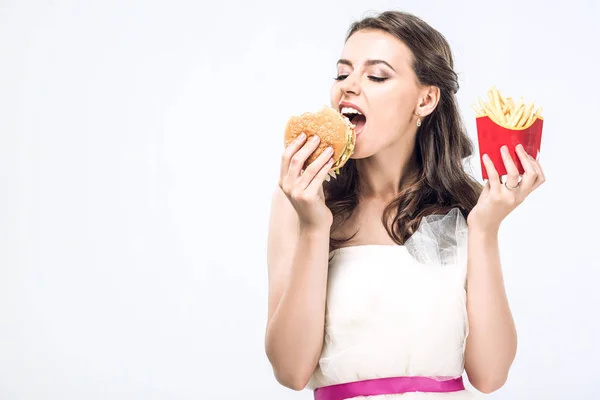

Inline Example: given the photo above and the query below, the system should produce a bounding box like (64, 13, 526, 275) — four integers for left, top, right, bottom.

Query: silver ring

(504, 181, 520, 190)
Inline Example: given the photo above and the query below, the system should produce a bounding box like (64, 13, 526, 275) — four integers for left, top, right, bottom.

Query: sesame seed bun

(283, 106, 356, 176)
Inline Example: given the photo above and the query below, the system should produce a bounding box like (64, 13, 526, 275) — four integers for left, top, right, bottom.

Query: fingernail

(325, 147, 333, 154)
(483, 154, 489, 161)
(517, 144, 524, 151)
(311, 135, 320, 143)
(298, 132, 306, 140)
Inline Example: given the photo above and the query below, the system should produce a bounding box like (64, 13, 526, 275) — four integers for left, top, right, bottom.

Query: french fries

(472, 86, 543, 129)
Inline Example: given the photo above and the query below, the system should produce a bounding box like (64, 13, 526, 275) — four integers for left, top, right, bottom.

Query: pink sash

(314, 376, 465, 400)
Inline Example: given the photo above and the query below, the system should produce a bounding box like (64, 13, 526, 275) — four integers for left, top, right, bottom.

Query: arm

(464, 225, 517, 394)
(465, 144, 546, 393)
(264, 186, 330, 390)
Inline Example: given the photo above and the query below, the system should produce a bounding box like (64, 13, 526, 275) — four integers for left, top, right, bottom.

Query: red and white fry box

(476, 115, 543, 180)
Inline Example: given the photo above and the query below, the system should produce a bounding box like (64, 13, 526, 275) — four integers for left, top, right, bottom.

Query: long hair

(325, 11, 483, 252)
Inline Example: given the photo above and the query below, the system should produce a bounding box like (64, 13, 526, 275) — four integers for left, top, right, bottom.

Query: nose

(339, 73, 361, 96)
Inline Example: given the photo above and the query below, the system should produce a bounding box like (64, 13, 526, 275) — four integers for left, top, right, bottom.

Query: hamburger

(283, 106, 356, 180)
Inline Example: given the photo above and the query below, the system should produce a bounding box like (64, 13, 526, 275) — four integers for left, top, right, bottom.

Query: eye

(334, 74, 349, 81)
(368, 76, 388, 82)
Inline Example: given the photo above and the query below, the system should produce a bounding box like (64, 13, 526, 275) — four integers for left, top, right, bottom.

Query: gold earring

(416, 111, 422, 127)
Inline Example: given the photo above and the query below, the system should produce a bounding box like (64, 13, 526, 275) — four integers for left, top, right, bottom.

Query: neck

(356, 135, 418, 202)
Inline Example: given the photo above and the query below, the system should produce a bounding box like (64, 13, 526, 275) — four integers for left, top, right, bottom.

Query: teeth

(340, 106, 362, 115)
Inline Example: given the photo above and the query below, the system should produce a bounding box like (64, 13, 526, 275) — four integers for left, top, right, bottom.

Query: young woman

(265, 11, 545, 399)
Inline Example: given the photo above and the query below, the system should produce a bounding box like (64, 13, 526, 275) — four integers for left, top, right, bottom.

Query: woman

(265, 10, 545, 399)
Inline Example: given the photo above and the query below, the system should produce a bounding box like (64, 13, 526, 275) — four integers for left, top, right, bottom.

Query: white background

(1, 0, 599, 399)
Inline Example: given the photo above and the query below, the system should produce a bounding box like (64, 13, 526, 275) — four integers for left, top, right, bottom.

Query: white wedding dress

(307, 208, 478, 399)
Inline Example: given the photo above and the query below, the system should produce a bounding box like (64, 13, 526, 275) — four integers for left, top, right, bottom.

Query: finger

(515, 144, 537, 191)
(280, 132, 307, 179)
(482, 153, 501, 191)
(306, 157, 336, 195)
(298, 146, 334, 189)
(500, 145, 520, 188)
(287, 134, 321, 178)
(528, 154, 540, 175)
(529, 154, 546, 190)
(532, 155, 545, 180)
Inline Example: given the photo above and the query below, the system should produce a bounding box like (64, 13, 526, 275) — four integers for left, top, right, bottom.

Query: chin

(349, 147, 373, 160)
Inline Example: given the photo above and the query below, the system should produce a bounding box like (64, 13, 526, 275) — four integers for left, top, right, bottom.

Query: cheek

(371, 90, 412, 128)
(371, 95, 405, 130)
(330, 85, 340, 107)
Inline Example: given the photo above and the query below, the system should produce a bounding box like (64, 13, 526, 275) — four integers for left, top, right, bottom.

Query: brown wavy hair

(324, 11, 483, 252)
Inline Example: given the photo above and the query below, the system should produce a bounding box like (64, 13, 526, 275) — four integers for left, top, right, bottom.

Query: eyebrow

(337, 58, 396, 72)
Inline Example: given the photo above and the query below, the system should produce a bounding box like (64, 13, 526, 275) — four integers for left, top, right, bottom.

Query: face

(331, 29, 434, 159)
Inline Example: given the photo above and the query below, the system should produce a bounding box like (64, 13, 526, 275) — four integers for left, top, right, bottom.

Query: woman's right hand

(279, 133, 335, 230)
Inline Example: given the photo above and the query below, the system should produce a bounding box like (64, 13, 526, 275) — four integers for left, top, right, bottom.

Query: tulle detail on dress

(404, 208, 469, 269)
(404, 207, 471, 367)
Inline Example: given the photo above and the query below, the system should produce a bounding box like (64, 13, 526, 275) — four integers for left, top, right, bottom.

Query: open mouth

(340, 105, 366, 135)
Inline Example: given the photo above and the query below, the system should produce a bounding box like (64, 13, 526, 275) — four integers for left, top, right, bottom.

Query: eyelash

(334, 75, 388, 83)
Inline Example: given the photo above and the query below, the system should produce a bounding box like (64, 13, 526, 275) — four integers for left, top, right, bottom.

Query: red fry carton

(476, 116, 543, 180)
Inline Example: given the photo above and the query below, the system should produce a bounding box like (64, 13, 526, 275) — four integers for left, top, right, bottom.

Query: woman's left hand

(467, 144, 546, 233)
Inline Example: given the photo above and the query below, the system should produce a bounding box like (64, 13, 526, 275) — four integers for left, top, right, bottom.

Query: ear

(415, 86, 440, 118)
